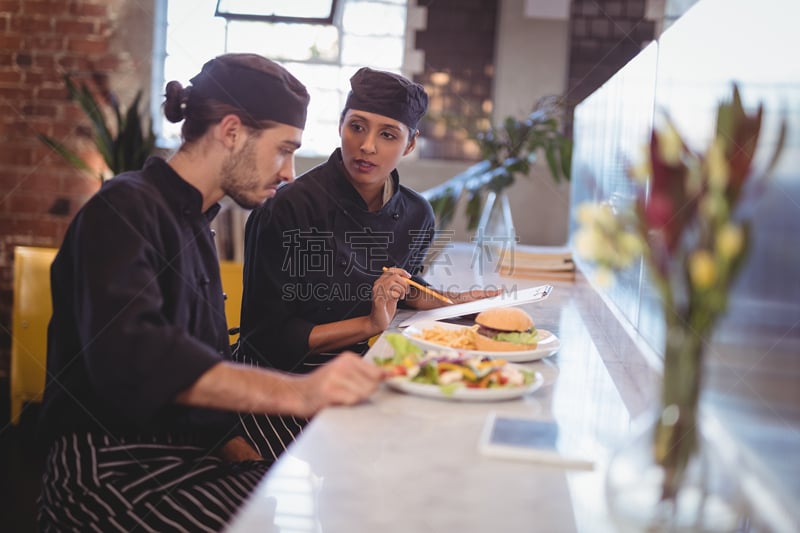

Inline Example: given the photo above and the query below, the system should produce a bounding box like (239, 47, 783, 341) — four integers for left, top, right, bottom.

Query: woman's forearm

(307, 315, 379, 354)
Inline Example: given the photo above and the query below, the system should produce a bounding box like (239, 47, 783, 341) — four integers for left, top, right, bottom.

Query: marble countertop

(225, 244, 798, 532)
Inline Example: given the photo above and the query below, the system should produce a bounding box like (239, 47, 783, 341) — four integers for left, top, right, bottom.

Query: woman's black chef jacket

(38, 157, 237, 448)
(239, 148, 435, 371)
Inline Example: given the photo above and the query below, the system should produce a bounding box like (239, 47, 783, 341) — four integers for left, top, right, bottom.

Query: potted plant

(424, 95, 572, 235)
(38, 74, 155, 182)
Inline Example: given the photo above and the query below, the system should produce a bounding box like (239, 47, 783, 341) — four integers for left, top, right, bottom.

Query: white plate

(385, 368, 544, 402)
(402, 320, 561, 362)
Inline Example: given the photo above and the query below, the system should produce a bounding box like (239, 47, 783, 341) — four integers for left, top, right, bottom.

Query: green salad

(375, 333, 536, 395)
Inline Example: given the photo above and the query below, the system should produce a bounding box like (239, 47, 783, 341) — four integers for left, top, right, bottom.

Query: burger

(473, 307, 538, 352)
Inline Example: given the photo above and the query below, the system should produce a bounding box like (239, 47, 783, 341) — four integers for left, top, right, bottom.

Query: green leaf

(430, 95, 571, 232)
(465, 190, 484, 231)
(66, 76, 114, 165)
(38, 74, 155, 182)
(384, 333, 422, 359)
(760, 118, 788, 180)
(427, 187, 460, 232)
(36, 133, 100, 179)
(544, 146, 560, 182)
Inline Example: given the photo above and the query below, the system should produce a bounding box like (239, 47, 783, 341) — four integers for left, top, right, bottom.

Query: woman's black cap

(344, 67, 429, 131)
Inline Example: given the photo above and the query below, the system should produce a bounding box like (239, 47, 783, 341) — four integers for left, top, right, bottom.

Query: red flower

(642, 130, 698, 254)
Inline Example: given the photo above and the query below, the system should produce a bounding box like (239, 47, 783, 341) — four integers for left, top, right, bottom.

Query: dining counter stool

(10, 246, 57, 426)
(219, 260, 244, 344)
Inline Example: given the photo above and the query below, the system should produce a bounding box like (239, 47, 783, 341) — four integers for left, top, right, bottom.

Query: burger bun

(473, 307, 538, 351)
(475, 307, 535, 332)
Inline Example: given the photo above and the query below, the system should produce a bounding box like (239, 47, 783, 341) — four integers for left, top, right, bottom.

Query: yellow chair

(8, 250, 244, 425)
(219, 260, 244, 344)
(10, 245, 57, 425)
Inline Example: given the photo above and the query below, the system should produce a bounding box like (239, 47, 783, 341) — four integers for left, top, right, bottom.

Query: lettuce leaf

(383, 332, 422, 362)
(493, 330, 539, 344)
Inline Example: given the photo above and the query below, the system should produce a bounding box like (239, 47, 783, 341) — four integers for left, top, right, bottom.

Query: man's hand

(293, 352, 385, 418)
(217, 436, 263, 462)
(177, 354, 384, 420)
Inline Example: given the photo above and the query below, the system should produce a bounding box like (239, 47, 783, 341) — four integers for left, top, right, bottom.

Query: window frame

(150, 0, 411, 156)
(214, 0, 340, 25)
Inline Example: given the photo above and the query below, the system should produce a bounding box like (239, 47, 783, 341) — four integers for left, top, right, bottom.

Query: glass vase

(471, 190, 518, 275)
(605, 324, 745, 532)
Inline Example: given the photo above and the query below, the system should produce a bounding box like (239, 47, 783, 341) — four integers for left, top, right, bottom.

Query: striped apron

(230, 342, 365, 462)
(38, 432, 269, 532)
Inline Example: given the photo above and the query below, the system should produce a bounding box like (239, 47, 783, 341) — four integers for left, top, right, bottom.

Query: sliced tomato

(383, 364, 407, 377)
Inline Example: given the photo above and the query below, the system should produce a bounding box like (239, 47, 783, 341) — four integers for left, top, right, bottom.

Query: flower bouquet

(574, 84, 786, 526)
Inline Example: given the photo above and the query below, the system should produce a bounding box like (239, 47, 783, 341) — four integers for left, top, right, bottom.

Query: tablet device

(478, 412, 594, 470)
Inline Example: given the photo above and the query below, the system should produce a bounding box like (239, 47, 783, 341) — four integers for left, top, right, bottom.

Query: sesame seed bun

(475, 307, 534, 332)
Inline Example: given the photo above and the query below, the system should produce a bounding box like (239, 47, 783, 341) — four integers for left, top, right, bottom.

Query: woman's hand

(306, 268, 411, 354)
(368, 267, 409, 332)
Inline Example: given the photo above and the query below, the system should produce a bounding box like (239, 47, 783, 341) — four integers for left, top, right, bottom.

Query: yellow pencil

(382, 267, 454, 305)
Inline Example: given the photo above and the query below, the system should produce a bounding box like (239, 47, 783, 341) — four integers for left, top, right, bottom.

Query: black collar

(142, 157, 221, 222)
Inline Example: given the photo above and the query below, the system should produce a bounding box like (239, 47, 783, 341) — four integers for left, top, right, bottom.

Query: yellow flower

(575, 203, 599, 226)
(630, 145, 652, 184)
(595, 204, 617, 232)
(689, 250, 717, 289)
(716, 223, 744, 260)
(706, 137, 730, 190)
(618, 232, 643, 262)
(700, 193, 729, 220)
(594, 267, 615, 288)
(657, 123, 683, 166)
(574, 227, 600, 259)
(685, 160, 704, 196)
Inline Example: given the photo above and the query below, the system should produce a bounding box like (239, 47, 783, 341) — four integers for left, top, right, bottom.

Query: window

(215, 0, 338, 24)
(151, 0, 409, 156)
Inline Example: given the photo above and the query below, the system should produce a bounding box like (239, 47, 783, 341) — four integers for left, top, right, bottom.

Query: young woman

(237, 67, 495, 460)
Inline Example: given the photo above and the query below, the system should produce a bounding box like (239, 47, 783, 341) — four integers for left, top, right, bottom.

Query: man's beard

(221, 137, 265, 210)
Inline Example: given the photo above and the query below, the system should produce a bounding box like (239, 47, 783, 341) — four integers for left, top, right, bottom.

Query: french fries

(414, 325, 480, 350)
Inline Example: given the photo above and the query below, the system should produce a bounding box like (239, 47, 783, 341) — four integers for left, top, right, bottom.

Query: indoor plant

(574, 84, 786, 530)
(425, 96, 572, 233)
(38, 74, 155, 182)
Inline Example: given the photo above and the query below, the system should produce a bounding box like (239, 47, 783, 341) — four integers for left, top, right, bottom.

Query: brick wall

(0, 0, 154, 379)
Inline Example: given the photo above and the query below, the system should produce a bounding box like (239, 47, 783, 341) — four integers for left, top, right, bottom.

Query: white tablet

(478, 412, 594, 470)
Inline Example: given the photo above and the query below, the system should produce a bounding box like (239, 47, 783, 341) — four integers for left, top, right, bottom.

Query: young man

(37, 53, 383, 532)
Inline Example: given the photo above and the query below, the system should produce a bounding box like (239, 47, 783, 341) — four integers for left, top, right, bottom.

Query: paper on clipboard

(397, 284, 552, 328)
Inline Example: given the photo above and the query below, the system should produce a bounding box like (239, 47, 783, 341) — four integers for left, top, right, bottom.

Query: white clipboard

(397, 284, 552, 328)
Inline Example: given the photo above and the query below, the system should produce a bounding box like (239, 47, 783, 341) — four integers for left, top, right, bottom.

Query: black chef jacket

(38, 157, 238, 448)
(240, 148, 435, 371)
